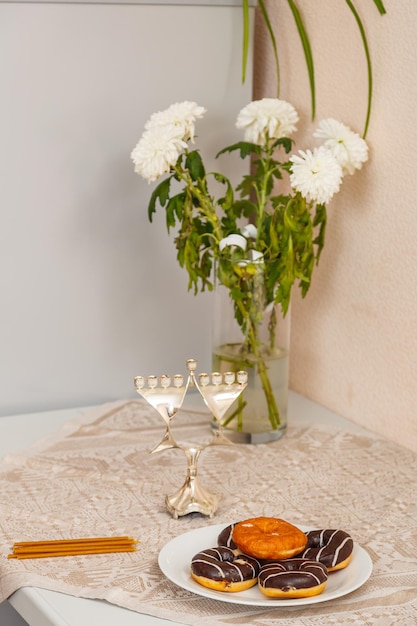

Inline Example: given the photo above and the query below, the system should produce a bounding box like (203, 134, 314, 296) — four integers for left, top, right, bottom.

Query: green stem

(236, 299, 281, 430)
(247, 320, 281, 430)
(177, 165, 223, 243)
(222, 398, 248, 428)
(254, 146, 275, 239)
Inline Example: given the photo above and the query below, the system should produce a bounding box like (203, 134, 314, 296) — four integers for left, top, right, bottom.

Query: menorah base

(135, 359, 247, 519)
(165, 477, 219, 519)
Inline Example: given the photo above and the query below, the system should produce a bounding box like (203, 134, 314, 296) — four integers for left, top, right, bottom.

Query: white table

(0, 393, 370, 626)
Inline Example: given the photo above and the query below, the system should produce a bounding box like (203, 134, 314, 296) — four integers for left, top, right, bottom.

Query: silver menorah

(134, 358, 247, 519)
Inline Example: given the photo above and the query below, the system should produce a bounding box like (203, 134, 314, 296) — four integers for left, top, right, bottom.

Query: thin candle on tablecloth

(8, 536, 139, 559)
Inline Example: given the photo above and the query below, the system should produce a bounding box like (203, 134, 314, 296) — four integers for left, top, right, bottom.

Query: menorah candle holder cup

(134, 358, 247, 519)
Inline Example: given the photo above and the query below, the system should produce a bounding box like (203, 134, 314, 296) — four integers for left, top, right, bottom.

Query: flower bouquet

(131, 99, 368, 438)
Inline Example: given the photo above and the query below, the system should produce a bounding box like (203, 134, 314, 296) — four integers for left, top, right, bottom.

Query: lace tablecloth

(0, 400, 417, 625)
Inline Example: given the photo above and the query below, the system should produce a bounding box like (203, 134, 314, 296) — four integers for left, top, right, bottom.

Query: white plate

(158, 523, 373, 607)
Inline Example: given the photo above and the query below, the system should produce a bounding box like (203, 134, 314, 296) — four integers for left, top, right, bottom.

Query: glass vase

(212, 274, 289, 444)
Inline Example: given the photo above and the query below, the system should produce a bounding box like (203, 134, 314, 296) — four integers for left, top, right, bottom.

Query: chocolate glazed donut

(258, 559, 328, 598)
(191, 546, 260, 592)
(299, 529, 354, 571)
(217, 523, 238, 550)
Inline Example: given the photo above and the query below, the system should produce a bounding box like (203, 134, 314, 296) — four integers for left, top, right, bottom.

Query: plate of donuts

(158, 523, 373, 606)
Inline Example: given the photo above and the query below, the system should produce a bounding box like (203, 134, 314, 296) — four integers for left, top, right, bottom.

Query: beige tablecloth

(0, 400, 417, 625)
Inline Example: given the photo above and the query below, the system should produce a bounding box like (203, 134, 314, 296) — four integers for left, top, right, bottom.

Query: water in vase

(213, 343, 289, 436)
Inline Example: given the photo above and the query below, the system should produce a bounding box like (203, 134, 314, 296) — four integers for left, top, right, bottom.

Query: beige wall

(254, 0, 417, 451)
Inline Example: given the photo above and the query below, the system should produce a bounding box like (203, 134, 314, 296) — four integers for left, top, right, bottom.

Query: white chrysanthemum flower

(219, 233, 247, 252)
(145, 101, 206, 143)
(250, 250, 263, 262)
(314, 118, 369, 175)
(241, 224, 258, 239)
(289, 146, 343, 204)
(131, 125, 187, 183)
(236, 98, 299, 145)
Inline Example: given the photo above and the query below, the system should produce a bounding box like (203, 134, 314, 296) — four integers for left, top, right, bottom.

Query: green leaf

(287, 0, 315, 120)
(165, 198, 176, 230)
(283, 207, 299, 231)
(216, 141, 260, 160)
(147, 177, 171, 222)
(240, 0, 387, 137)
(345, 0, 373, 138)
(165, 193, 185, 231)
(269, 214, 279, 251)
(236, 174, 257, 198)
(271, 167, 283, 183)
(185, 150, 205, 181)
(200, 249, 213, 288)
(233, 199, 258, 218)
(312, 203, 327, 261)
(271, 193, 291, 209)
(212, 172, 234, 210)
(271, 137, 294, 154)
(258, 0, 280, 98)
(242, 0, 250, 84)
(372, 0, 386, 15)
(174, 193, 185, 221)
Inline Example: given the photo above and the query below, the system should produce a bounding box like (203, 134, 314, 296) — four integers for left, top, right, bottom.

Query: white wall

(254, 0, 417, 452)
(0, 1, 253, 416)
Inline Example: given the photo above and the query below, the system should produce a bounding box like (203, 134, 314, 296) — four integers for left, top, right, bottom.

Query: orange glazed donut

(191, 546, 261, 592)
(233, 517, 308, 560)
(258, 559, 328, 598)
